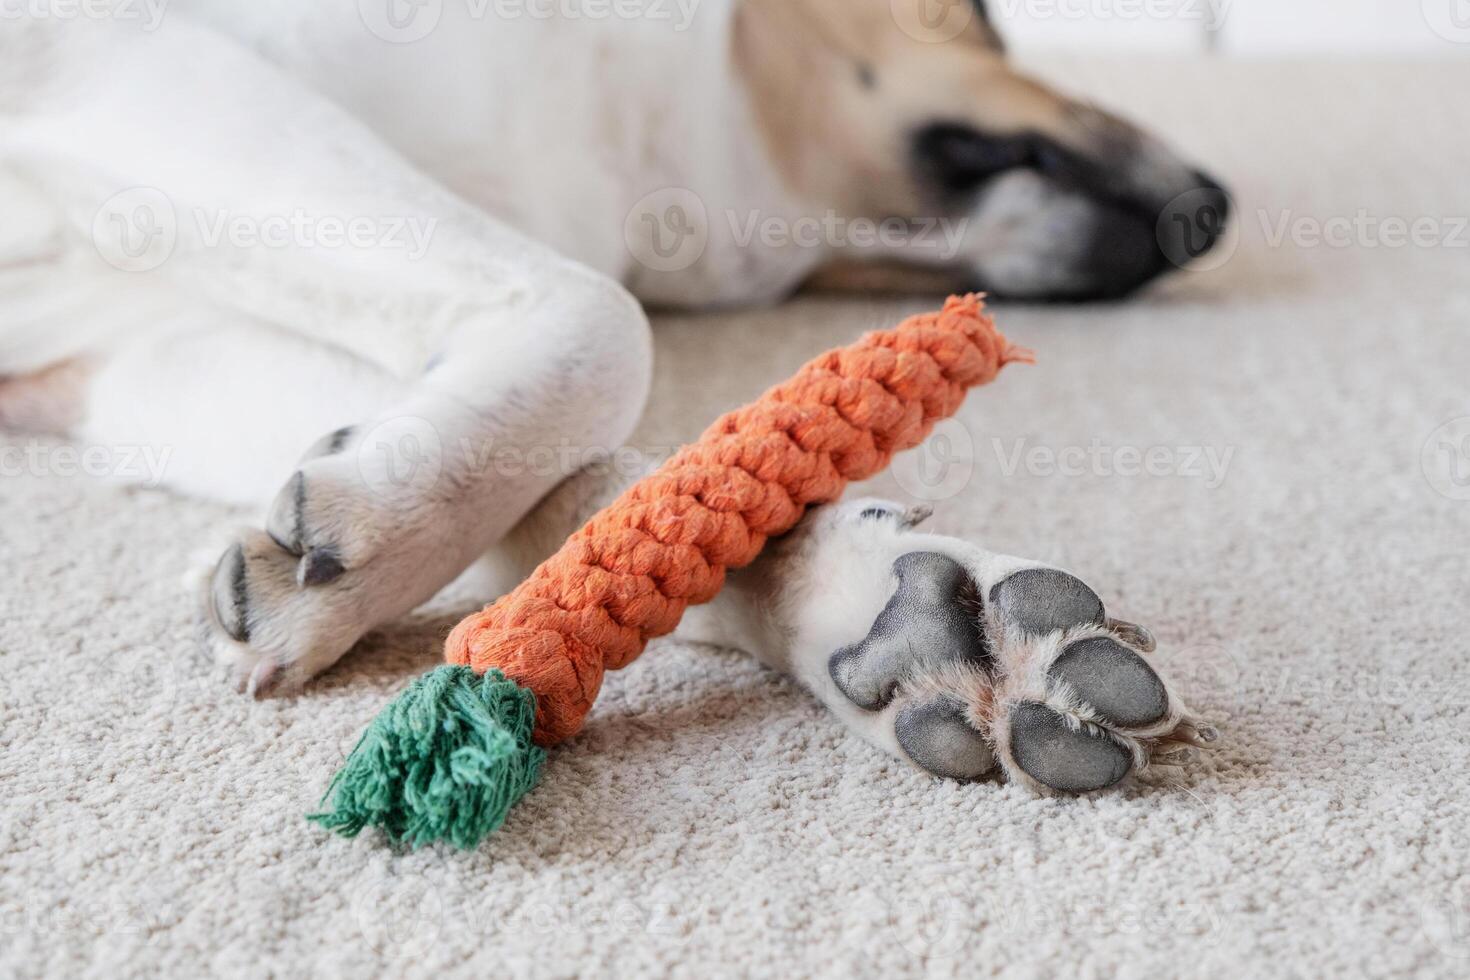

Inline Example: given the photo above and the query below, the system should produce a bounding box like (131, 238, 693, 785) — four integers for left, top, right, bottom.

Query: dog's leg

(504, 463, 1213, 793)
(697, 500, 1215, 793)
(5, 21, 654, 692)
(74, 315, 412, 504)
(193, 272, 650, 696)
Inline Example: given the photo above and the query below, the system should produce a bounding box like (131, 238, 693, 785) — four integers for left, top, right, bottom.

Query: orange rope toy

(311, 295, 1031, 849)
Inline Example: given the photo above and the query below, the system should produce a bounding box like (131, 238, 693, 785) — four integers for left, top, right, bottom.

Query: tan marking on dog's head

(732, 0, 1230, 301)
(734, 0, 1071, 215)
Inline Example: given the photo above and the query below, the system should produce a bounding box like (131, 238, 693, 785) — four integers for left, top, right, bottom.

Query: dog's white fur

(1, 1, 1214, 776)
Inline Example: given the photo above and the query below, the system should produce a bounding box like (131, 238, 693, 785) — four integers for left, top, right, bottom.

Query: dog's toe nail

(245, 659, 280, 699)
(210, 543, 250, 643)
(298, 547, 346, 587)
(265, 471, 307, 555)
(895, 696, 995, 781)
(1048, 636, 1168, 728)
(1107, 618, 1157, 652)
(900, 505, 934, 528)
(302, 426, 355, 461)
(1009, 702, 1132, 793)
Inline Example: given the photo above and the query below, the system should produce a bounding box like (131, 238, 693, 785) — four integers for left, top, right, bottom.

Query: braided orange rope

(444, 294, 1031, 746)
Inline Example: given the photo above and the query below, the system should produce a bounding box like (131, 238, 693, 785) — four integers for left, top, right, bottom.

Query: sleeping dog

(0, 0, 1223, 792)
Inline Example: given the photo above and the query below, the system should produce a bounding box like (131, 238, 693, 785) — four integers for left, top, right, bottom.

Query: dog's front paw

(200, 527, 369, 697)
(767, 501, 1214, 793)
(196, 424, 467, 696)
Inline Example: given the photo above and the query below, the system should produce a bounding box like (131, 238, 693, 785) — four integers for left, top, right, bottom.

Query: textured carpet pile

(3, 58, 1468, 977)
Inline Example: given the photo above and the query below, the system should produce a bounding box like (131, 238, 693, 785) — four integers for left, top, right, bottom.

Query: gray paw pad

(989, 568, 1104, 635)
(1009, 702, 1132, 793)
(1048, 637, 1167, 728)
(895, 697, 995, 781)
(828, 552, 986, 711)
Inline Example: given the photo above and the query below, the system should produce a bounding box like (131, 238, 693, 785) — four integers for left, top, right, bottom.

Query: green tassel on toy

(308, 666, 545, 850)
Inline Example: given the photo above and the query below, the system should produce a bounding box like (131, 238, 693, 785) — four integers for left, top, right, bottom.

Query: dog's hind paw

(747, 500, 1214, 793)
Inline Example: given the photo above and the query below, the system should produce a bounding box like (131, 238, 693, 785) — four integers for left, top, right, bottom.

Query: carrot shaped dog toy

(311, 295, 1031, 849)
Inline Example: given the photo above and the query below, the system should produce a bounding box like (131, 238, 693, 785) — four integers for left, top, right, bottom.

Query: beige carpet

(4, 56, 1470, 978)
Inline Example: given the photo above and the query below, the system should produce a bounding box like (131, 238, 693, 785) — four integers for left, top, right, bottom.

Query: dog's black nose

(1156, 170, 1232, 269)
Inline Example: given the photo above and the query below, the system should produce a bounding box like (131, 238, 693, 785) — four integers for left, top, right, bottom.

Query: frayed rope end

(308, 666, 545, 851)
(1002, 343, 1038, 367)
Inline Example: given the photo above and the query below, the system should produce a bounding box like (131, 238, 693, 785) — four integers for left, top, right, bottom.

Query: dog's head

(734, 0, 1229, 301)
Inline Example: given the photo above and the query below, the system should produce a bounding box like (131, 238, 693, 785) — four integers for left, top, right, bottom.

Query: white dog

(0, 0, 1222, 791)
